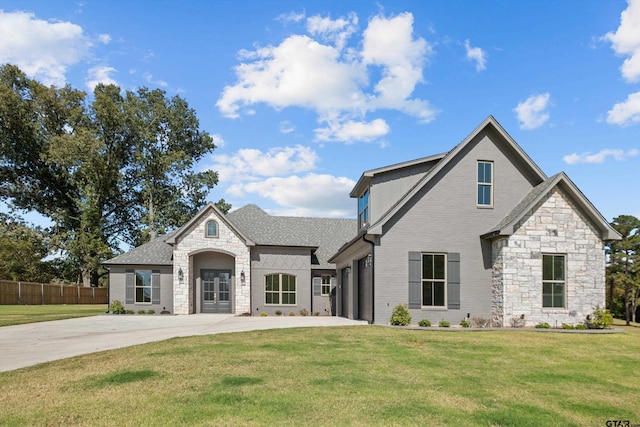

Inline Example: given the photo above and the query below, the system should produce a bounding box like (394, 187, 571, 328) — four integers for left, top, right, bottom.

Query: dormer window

(205, 220, 218, 238)
(358, 189, 369, 229)
(477, 161, 493, 207)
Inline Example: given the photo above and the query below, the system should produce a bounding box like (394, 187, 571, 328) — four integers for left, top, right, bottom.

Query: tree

(0, 213, 53, 282)
(0, 64, 225, 286)
(606, 215, 640, 325)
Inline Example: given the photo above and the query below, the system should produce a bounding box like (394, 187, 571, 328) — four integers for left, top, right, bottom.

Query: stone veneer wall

(491, 188, 605, 327)
(173, 210, 251, 315)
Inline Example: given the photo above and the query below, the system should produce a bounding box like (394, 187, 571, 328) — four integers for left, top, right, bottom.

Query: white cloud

(98, 34, 111, 44)
(143, 72, 168, 87)
(513, 93, 551, 130)
(0, 9, 91, 86)
(240, 174, 355, 217)
(314, 118, 390, 143)
(208, 145, 318, 183)
(464, 39, 486, 71)
(210, 133, 225, 148)
(216, 11, 435, 143)
(279, 121, 295, 134)
(563, 148, 639, 164)
(607, 91, 640, 125)
(85, 65, 117, 91)
(276, 11, 306, 24)
(604, 0, 640, 83)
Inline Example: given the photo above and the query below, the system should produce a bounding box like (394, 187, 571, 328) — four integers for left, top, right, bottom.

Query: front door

(201, 270, 232, 313)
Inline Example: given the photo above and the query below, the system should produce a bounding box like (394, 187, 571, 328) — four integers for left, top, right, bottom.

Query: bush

(109, 300, 125, 314)
(535, 322, 551, 329)
(147, 309, 155, 315)
(439, 320, 450, 328)
(561, 323, 575, 330)
(275, 310, 282, 316)
(390, 304, 411, 326)
(460, 319, 470, 328)
(587, 306, 613, 329)
(510, 315, 526, 328)
(260, 312, 268, 317)
(299, 308, 308, 316)
(313, 312, 320, 316)
(472, 316, 490, 328)
(137, 310, 146, 315)
(288, 311, 295, 316)
(575, 323, 588, 330)
(418, 319, 431, 327)
(126, 310, 135, 315)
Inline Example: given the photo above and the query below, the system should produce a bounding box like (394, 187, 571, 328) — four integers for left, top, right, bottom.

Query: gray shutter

(313, 276, 322, 296)
(447, 253, 460, 309)
(125, 270, 134, 304)
(152, 270, 161, 304)
(408, 252, 422, 309)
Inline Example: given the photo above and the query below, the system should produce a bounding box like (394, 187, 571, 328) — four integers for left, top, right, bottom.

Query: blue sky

(1, 0, 639, 224)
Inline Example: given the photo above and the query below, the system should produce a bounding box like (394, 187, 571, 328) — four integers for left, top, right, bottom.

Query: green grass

(0, 326, 638, 426)
(0, 304, 107, 326)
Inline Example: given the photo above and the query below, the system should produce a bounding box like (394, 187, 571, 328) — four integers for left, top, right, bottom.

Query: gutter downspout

(362, 235, 375, 324)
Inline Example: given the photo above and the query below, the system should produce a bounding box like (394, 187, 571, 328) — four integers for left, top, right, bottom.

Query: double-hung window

(205, 220, 218, 237)
(477, 161, 493, 206)
(135, 270, 152, 304)
(422, 253, 446, 307)
(543, 254, 565, 308)
(358, 189, 369, 229)
(265, 273, 297, 305)
(321, 275, 331, 296)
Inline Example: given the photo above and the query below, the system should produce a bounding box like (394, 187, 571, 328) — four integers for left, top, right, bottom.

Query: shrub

(260, 312, 268, 317)
(137, 310, 146, 315)
(575, 323, 588, 330)
(587, 306, 613, 329)
(418, 319, 431, 327)
(390, 304, 411, 326)
(460, 319, 470, 328)
(472, 316, 490, 328)
(313, 312, 320, 316)
(535, 322, 551, 329)
(561, 323, 575, 330)
(299, 308, 309, 316)
(439, 320, 450, 328)
(275, 310, 282, 316)
(147, 309, 155, 315)
(126, 310, 135, 315)
(288, 311, 295, 316)
(109, 300, 125, 314)
(510, 315, 526, 328)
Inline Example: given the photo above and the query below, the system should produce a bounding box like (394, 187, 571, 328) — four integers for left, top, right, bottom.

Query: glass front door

(201, 270, 232, 313)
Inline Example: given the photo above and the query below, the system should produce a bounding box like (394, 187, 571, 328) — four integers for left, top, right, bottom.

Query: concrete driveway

(0, 314, 366, 372)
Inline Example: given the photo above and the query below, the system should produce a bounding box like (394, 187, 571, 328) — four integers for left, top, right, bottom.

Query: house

(104, 203, 356, 316)
(105, 116, 620, 326)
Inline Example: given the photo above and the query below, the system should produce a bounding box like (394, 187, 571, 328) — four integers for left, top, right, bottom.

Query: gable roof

(165, 202, 254, 246)
(481, 172, 621, 241)
(103, 230, 176, 266)
(228, 205, 357, 268)
(367, 115, 548, 235)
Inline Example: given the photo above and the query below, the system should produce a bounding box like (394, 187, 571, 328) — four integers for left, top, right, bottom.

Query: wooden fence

(0, 281, 108, 305)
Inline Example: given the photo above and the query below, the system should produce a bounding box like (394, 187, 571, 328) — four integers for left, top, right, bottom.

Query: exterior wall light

(178, 268, 184, 282)
(240, 270, 246, 283)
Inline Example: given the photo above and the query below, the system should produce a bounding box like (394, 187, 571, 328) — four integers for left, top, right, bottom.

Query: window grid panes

(135, 270, 152, 303)
(422, 254, 446, 307)
(206, 220, 218, 237)
(477, 161, 493, 206)
(265, 273, 296, 305)
(542, 254, 565, 308)
(321, 275, 331, 296)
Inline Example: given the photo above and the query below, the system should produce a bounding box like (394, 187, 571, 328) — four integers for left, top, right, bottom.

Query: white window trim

(542, 254, 566, 309)
(135, 270, 152, 305)
(477, 160, 494, 208)
(321, 274, 331, 296)
(421, 253, 447, 308)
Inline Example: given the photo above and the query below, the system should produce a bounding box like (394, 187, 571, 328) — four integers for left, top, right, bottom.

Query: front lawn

(0, 326, 638, 426)
(0, 305, 107, 327)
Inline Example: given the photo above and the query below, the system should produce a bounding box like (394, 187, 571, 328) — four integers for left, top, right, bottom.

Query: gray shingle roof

(103, 230, 176, 266)
(104, 205, 358, 268)
(228, 205, 357, 269)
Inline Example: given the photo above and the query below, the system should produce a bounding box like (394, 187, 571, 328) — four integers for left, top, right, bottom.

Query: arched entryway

(191, 250, 235, 314)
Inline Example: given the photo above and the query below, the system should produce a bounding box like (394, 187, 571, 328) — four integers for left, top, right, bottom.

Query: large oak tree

(0, 64, 226, 286)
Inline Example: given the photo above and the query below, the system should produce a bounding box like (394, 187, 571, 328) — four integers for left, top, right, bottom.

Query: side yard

(0, 305, 107, 327)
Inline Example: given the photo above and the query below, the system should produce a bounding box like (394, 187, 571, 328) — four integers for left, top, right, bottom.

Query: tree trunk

(81, 269, 92, 288)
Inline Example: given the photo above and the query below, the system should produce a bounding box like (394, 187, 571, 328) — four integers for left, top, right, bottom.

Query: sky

(1, 0, 639, 225)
